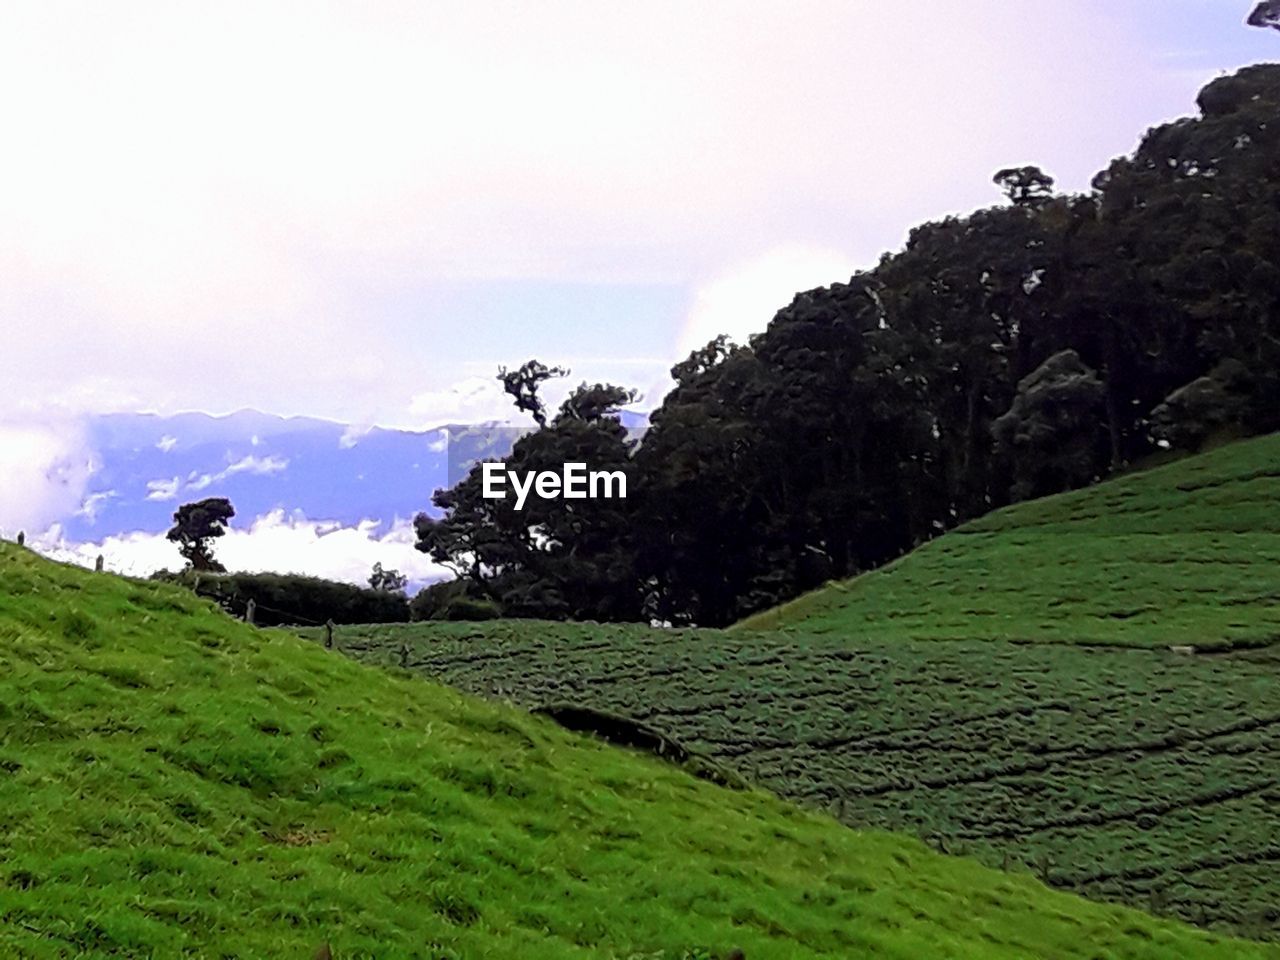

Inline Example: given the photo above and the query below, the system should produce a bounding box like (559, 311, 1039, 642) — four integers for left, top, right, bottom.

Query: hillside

(320, 437, 1280, 939)
(3, 547, 1267, 958)
(329, 620, 1280, 940)
(735, 433, 1280, 648)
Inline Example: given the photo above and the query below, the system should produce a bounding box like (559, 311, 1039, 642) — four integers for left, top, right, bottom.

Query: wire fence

(184, 581, 334, 628)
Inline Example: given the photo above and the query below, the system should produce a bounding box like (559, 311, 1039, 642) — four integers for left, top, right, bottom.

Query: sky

(1, 1, 1275, 582)
(3, 1, 1275, 426)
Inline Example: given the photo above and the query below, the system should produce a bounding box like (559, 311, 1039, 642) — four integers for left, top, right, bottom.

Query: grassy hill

(320, 436, 1280, 940)
(3, 547, 1269, 958)
(735, 432, 1280, 648)
(330, 619, 1280, 940)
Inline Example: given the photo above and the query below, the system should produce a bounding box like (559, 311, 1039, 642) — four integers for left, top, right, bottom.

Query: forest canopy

(418, 64, 1280, 627)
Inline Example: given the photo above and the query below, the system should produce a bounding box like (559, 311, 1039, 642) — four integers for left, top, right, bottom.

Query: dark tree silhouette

(368, 562, 408, 594)
(166, 498, 235, 572)
(416, 64, 1280, 627)
(993, 350, 1108, 502)
(415, 376, 640, 621)
(993, 166, 1056, 207)
(1248, 1, 1280, 30)
(497, 359, 568, 427)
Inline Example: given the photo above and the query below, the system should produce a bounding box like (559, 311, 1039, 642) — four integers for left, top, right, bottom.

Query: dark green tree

(1247, 2, 1280, 30)
(633, 338, 779, 624)
(368, 562, 408, 594)
(414, 473, 505, 590)
(416, 373, 641, 621)
(994, 165, 1056, 208)
(992, 350, 1107, 502)
(411, 64, 1280, 627)
(1151, 360, 1253, 452)
(166, 497, 235, 572)
(497, 359, 568, 428)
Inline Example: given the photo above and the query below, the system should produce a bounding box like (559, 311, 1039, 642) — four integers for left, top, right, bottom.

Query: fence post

(95, 554, 104, 573)
(245, 599, 256, 625)
(16, 531, 24, 547)
(325, 619, 335, 649)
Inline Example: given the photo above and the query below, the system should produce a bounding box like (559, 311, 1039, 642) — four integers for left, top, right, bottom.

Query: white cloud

(0, 419, 96, 535)
(426, 429, 449, 454)
(35, 523, 177, 580)
(676, 246, 856, 358)
(408, 377, 517, 427)
(156, 435, 178, 452)
(145, 477, 181, 502)
(0, 2, 1243, 426)
(76, 490, 116, 522)
(339, 425, 372, 450)
(33, 509, 451, 588)
(186, 454, 289, 492)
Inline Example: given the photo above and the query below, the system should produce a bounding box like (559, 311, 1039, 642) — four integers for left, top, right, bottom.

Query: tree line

(414, 64, 1280, 626)
(156, 499, 416, 625)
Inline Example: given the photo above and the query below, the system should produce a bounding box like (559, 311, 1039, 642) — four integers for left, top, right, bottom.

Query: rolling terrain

(329, 620, 1280, 940)
(736, 433, 1280, 648)
(324, 435, 1280, 940)
(3, 544, 1263, 957)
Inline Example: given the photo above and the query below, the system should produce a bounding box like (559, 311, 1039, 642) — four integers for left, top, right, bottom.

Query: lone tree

(497, 359, 568, 427)
(166, 497, 235, 572)
(368, 562, 408, 594)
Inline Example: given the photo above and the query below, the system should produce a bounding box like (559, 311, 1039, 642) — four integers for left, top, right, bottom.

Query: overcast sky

(2, 1, 1274, 429)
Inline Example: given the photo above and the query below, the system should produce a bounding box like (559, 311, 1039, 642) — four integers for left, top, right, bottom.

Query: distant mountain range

(66, 409, 649, 544)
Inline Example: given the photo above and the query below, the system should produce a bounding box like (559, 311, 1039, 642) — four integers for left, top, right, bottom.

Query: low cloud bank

(32, 509, 451, 590)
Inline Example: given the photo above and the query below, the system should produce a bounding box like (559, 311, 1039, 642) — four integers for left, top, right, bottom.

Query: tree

(166, 498, 235, 572)
(992, 350, 1107, 501)
(411, 64, 1280, 628)
(993, 166, 1056, 208)
(413, 473, 505, 589)
(556, 382, 638, 422)
(368, 562, 408, 594)
(1151, 360, 1253, 452)
(1248, 1, 1280, 31)
(416, 374, 642, 622)
(633, 339, 777, 624)
(497, 359, 568, 428)
(409, 578, 500, 621)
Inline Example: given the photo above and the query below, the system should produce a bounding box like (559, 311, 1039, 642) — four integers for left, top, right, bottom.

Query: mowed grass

(735, 432, 1280, 648)
(4, 548, 1271, 958)
(328, 620, 1280, 940)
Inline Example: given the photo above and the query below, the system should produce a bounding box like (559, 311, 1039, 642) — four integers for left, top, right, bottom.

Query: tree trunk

(1103, 321, 1124, 470)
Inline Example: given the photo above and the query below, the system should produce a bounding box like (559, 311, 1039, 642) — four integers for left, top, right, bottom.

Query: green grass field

(319, 435, 1280, 942)
(328, 621, 1280, 940)
(7, 546, 1271, 958)
(735, 432, 1280, 648)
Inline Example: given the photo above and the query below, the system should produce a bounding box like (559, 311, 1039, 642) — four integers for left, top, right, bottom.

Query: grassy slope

(325, 620, 1280, 938)
(4, 549, 1272, 958)
(735, 433, 1280, 647)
